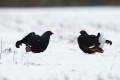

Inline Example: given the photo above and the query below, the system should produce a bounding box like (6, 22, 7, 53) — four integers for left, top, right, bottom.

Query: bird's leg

(26, 46, 31, 52)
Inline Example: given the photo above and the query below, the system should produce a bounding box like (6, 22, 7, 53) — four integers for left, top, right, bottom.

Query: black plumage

(77, 30, 112, 54)
(16, 31, 53, 53)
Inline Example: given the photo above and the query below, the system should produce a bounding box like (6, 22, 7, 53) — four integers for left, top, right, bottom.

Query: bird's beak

(48, 30, 54, 35)
(79, 30, 85, 34)
(51, 32, 54, 34)
(51, 32, 54, 35)
(79, 30, 81, 33)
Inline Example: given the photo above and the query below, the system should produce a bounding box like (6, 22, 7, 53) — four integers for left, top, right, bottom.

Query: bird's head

(46, 31, 54, 35)
(79, 30, 87, 35)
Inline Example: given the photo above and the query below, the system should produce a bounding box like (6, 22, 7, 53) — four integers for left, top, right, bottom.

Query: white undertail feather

(99, 33, 106, 48)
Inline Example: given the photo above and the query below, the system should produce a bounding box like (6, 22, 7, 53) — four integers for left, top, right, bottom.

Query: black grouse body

(16, 31, 53, 53)
(77, 30, 112, 54)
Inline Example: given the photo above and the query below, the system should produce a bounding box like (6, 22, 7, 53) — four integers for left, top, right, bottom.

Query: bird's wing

(79, 45, 95, 54)
(90, 47, 104, 53)
(27, 35, 41, 47)
(21, 32, 35, 45)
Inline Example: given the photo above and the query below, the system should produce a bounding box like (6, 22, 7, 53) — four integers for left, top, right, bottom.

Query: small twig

(0, 37, 2, 59)
(1, 37, 2, 53)
(13, 49, 16, 64)
(110, 53, 118, 70)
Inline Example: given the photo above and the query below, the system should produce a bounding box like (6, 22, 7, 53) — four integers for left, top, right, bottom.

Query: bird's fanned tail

(98, 33, 106, 48)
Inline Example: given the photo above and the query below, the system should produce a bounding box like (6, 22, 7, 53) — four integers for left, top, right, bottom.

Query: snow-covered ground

(0, 7, 120, 80)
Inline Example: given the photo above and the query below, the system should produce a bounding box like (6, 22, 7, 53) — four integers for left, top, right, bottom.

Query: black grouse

(77, 30, 112, 54)
(16, 31, 53, 53)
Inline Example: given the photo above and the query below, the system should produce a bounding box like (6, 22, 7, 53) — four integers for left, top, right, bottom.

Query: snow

(0, 7, 120, 80)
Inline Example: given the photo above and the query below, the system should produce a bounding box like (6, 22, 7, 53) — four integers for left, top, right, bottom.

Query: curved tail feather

(105, 40, 112, 45)
(16, 40, 22, 48)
